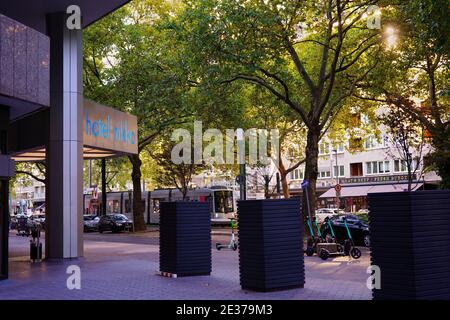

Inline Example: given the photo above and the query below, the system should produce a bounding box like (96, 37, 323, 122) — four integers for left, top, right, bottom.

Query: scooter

(216, 218, 238, 251)
(305, 217, 325, 256)
(303, 180, 323, 256)
(305, 217, 317, 256)
(317, 216, 362, 260)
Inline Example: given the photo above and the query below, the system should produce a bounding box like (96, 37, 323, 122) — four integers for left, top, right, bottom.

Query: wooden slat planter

(237, 198, 304, 292)
(368, 190, 450, 300)
(159, 202, 211, 277)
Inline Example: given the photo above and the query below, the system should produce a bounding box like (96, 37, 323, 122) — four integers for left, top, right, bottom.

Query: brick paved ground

(0, 230, 372, 300)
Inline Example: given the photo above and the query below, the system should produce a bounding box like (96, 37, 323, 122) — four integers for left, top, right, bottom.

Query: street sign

(301, 180, 309, 189)
(335, 184, 342, 197)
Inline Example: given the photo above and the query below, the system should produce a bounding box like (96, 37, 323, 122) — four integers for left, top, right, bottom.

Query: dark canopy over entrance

(0, 0, 130, 34)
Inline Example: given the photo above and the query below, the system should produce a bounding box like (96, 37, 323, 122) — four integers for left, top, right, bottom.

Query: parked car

(10, 215, 18, 230)
(320, 214, 370, 247)
(315, 208, 343, 223)
(30, 214, 46, 230)
(10, 214, 30, 230)
(98, 214, 133, 233)
(83, 215, 100, 232)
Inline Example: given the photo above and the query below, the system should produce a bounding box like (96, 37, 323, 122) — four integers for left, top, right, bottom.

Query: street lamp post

(332, 149, 340, 208)
(101, 158, 107, 216)
(333, 149, 339, 185)
(237, 128, 246, 201)
(88, 159, 92, 188)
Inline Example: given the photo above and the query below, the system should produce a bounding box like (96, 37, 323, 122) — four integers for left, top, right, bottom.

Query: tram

(83, 186, 238, 225)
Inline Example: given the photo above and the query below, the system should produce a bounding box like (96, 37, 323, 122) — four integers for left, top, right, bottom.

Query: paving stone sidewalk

(0, 231, 372, 300)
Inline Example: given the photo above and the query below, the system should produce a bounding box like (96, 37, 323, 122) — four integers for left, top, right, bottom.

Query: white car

(315, 208, 342, 223)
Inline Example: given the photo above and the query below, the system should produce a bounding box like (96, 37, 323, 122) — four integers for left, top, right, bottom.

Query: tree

(356, 0, 450, 188)
(150, 138, 206, 200)
(15, 162, 46, 185)
(245, 87, 306, 198)
(380, 106, 427, 191)
(175, 0, 382, 215)
(82, 158, 132, 191)
(84, 0, 195, 230)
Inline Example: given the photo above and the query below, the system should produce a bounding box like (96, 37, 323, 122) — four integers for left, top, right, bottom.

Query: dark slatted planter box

(368, 190, 450, 300)
(237, 198, 304, 292)
(159, 202, 211, 277)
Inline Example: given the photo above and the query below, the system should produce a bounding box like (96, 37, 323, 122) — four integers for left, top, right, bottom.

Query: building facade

(1, 0, 133, 280)
(285, 133, 440, 212)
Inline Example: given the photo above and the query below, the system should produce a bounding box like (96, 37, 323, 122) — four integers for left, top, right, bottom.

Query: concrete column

(0, 107, 9, 279)
(45, 13, 83, 259)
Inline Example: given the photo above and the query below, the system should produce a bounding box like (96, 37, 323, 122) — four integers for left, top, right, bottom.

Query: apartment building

(285, 133, 440, 212)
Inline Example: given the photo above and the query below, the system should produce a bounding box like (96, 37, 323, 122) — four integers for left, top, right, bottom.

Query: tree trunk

(129, 154, 146, 231)
(263, 175, 270, 199)
(407, 152, 413, 192)
(281, 176, 289, 199)
(302, 127, 320, 222)
(181, 186, 188, 200)
(278, 160, 290, 198)
(431, 134, 450, 189)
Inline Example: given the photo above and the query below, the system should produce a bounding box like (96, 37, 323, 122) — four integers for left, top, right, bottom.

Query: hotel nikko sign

(83, 99, 138, 155)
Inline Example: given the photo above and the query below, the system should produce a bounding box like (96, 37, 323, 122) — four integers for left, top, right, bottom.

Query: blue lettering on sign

(85, 112, 136, 146)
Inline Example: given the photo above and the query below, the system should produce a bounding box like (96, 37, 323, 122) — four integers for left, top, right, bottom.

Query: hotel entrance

(1, 1, 133, 281)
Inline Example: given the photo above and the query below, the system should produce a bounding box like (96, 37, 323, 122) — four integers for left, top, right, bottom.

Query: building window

(361, 114, 370, 125)
(333, 142, 345, 153)
(319, 142, 330, 155)
(378, 161, 390, 173)
(364, 135, 389, 150)
(318, 169, 331, 179)
(350, 163, 363, 177)
(394, 160, 406, 172)
(289, 169, 304, 180)
(394, 159, 417, 173)
(366, 161, 391, 174)
(333, 165, 345, 177)
(364, 136, 378, 149)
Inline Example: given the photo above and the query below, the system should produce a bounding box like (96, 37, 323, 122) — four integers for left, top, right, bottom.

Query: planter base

(159, 202, 212, 277)
(243, 284, 304, 293)
(158, 271, 210, 278)
(369, 190, 450, 300)
(237, 198, 305, 292)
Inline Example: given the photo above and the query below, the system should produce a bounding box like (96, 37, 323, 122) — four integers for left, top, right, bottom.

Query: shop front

(319, 175, 425, 212)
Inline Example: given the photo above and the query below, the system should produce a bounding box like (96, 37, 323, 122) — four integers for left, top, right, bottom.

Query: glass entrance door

(0, 179, 8, 280)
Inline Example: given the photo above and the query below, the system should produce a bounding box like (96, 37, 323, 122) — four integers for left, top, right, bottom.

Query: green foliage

(149, 135, 207, 198)
(358, 0, 450, 188)
(82, 158, 132, 191)
(84, 0, 193, 150)
(174, 0, 381, 124)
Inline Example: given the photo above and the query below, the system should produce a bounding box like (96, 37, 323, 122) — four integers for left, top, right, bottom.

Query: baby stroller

(17, 216, 31, 237)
